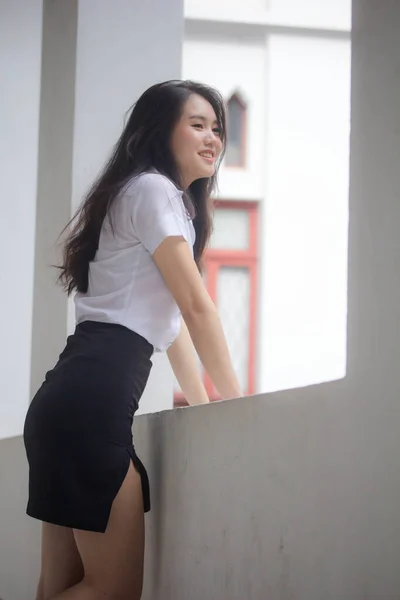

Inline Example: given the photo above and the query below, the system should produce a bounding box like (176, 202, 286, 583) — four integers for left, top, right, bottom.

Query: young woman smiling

(24, 80, 242, 600)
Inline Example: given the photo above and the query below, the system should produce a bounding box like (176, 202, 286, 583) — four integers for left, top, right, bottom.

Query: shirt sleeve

(129, 174, 190, 255)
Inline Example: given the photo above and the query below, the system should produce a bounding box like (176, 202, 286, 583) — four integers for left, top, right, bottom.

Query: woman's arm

(153, 236, 243, 401)
(167, 318, 209, 406)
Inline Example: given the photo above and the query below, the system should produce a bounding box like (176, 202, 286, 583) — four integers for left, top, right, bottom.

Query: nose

(204, 129, 217, 145)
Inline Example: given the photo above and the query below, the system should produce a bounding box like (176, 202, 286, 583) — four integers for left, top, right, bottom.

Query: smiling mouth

(199, 151, 215, 162)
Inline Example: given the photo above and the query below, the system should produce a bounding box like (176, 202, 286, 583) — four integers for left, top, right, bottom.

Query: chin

(189, 166, 215, 185)
(198, 166, 215, 180)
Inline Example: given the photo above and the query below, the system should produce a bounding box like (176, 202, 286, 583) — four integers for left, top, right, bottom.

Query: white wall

(0, 0, 43, 439)
(70, 0, 183, 217)
(270, 0, 351, 30)
(183, 19, 351, 395)
(260, 34, 351, 392)
(185, 0, 270, 23)
(185, 0, 351, 30)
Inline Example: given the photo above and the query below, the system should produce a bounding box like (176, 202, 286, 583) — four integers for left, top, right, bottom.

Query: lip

(198, 151, 215, 163)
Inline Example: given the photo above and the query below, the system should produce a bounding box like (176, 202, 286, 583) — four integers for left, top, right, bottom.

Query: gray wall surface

(2, 0, 400, 599)
(0, 437, 41, 600)
(30, 0, 77, 398)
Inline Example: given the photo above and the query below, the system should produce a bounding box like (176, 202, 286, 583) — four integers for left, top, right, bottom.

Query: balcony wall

(1, 376, 399, 599)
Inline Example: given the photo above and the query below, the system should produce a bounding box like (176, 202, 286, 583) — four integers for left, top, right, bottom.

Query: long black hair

(58, 80, 227, 295)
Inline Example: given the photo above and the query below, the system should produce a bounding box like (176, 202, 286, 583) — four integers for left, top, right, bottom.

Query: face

(170, 93, 223, 189)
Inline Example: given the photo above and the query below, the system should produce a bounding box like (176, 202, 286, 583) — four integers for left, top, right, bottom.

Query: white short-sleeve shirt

(74, 171, 196, 352)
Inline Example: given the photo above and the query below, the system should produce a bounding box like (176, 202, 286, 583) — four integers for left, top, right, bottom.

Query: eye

(192, 123, 204, 129)
(213, 127, 221, 136)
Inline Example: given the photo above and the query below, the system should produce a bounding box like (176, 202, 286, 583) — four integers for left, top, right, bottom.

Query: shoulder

(123, 171, 183, 201)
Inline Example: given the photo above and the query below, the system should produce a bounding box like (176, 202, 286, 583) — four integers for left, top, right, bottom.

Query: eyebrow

(189, 115, 219, 125)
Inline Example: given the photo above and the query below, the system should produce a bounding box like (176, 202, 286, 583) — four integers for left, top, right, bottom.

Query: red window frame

(174, 200, 258, 407)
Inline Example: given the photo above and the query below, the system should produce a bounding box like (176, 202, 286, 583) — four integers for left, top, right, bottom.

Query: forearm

(152, 237, 242, 401)
(183, 308, 243, 401)
(167, 319, 210, 405)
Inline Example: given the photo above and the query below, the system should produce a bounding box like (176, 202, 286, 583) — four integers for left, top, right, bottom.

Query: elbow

(178, 286, 217, 322)
(181, 301, 217, 324)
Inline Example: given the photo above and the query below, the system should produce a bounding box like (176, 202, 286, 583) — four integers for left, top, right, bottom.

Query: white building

(181, 0, 351, 401)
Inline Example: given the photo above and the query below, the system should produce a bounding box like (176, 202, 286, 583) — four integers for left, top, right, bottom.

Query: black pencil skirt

(23, 320, 154, 533)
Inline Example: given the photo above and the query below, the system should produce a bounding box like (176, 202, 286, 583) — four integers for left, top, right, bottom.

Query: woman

(24, 80, 242, 599)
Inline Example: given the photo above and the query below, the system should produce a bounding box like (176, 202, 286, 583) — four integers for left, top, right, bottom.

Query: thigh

(73, 461, 145, 598)
(39, 522, 83, 599)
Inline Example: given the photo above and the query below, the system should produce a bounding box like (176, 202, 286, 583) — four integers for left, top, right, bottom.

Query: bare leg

(36, 523, 83, 599)
(49, 461, 145, 600)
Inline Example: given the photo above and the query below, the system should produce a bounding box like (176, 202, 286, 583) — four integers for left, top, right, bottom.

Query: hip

(24, 321, 154, 441)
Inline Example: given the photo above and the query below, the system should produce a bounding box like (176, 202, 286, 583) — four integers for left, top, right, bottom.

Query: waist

(75, 290, 181, 352)
(55, 320, 154, 373)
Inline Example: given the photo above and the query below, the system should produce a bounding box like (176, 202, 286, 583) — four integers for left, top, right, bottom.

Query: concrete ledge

(0, 436, 41, 600)
(1, 379, 400, 599)
(135, 381, 370, 599)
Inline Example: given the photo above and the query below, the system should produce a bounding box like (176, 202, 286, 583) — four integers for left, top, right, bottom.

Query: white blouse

(74, 172, 196, 352)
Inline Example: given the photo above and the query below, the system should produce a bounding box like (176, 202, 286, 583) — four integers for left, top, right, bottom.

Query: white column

(347, 0, 400, 383)
(0, 0, 43, 439)
(30, 0, 78, 400)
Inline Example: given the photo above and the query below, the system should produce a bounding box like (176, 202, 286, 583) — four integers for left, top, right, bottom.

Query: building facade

(177, 0, 351, 404)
